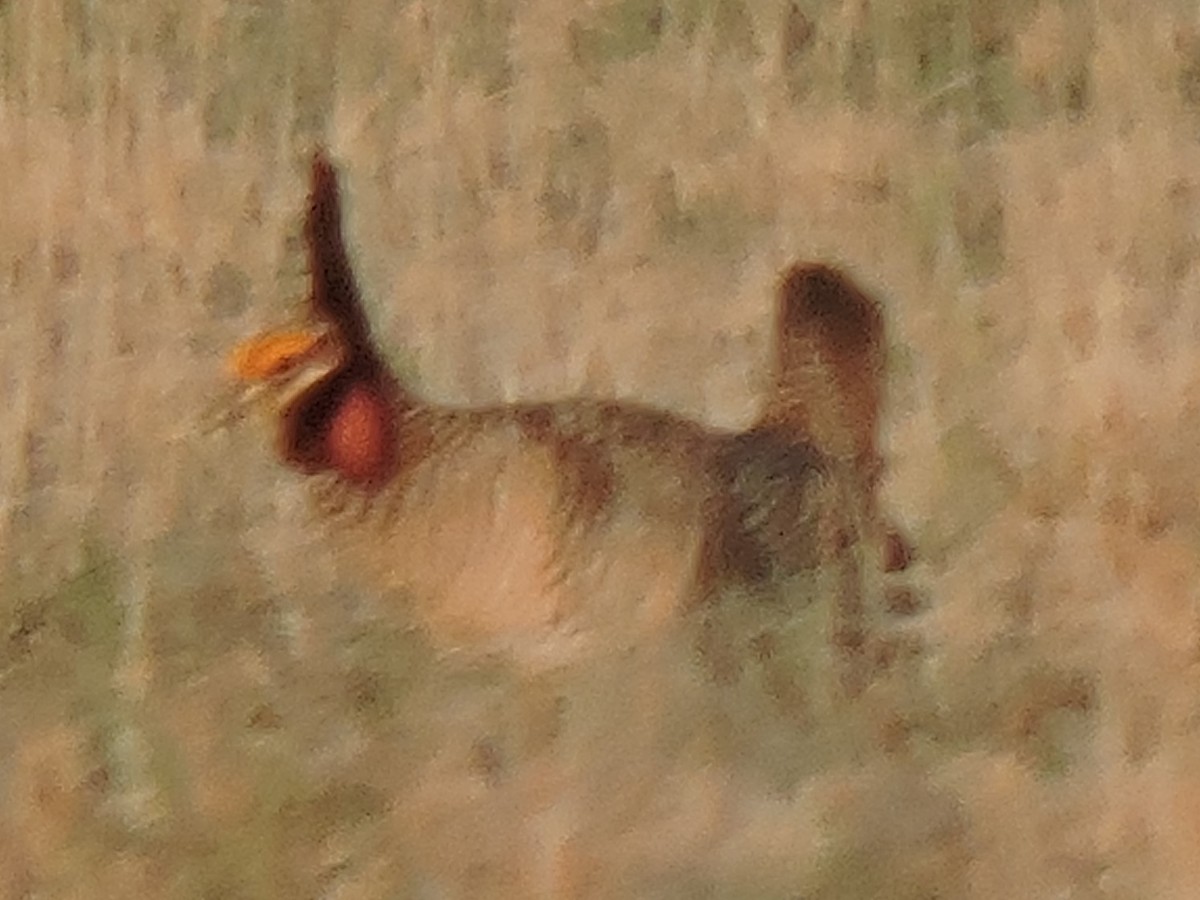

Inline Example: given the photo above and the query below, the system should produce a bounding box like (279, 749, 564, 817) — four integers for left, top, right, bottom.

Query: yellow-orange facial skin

(228, 326, 332, 382)
(219, 325, 344, 417)
(201, 325, 342, 437)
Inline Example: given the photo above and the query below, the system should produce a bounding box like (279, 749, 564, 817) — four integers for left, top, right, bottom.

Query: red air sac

(325, 382, 396, 486)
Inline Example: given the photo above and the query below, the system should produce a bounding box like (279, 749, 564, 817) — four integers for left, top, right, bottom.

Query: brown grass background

(3, 0, 1200, 896)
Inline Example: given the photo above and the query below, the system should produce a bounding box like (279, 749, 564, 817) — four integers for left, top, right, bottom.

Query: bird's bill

(201, 323, 343, 434)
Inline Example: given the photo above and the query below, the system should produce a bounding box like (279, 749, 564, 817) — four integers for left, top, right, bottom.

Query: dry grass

(4, 0, 1200, 896)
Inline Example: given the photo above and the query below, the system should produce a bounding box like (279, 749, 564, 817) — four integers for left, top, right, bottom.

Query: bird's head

(225, 321, 345, 417)
(207, 149, 403, 488)
(204, 321, 342, 429)
(212, 317, 399, 487)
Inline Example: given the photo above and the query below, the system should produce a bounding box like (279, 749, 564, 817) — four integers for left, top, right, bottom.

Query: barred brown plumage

(763, 261, 914, 573)
(223, 150, 907, 686)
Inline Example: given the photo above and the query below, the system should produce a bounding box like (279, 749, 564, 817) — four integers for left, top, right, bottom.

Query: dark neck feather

(306, 153, 378, 359)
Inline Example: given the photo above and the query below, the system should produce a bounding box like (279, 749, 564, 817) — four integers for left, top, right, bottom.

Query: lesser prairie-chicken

(220, 151, 905, 680)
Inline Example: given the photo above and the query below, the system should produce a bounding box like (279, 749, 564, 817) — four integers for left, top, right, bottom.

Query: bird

(220, 150, 894, 681)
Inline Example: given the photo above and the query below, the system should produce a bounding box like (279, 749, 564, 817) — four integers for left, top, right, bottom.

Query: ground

(2, 0, 1200, 896)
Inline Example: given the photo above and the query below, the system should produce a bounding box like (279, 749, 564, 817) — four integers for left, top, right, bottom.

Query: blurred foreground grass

(4, 0, 1200, 896)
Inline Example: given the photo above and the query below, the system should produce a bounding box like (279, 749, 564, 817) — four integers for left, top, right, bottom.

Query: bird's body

(306, 401, 704, 664)
(287, 387, 838, 666)
(224, 150, 900, 677)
